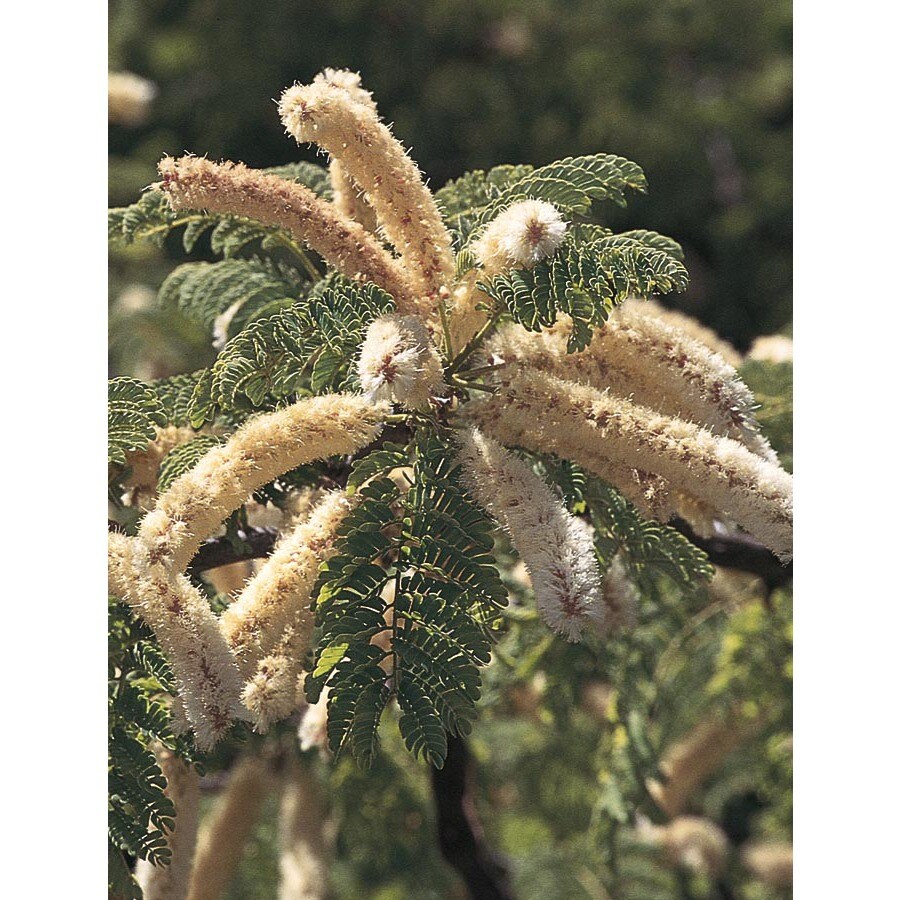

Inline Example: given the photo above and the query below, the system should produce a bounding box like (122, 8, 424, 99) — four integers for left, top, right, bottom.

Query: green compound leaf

(108, 378, 166, 465)
(307, 435, 505, 769)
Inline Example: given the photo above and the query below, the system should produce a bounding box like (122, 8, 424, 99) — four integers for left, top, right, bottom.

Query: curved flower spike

(465, 368, 793, 559)
(158, 156, 420, 314)
(186, 754, 276, 900)
(313, 68, 379, 233)
(490, 298, 775, 461)
(123, 395, 387, 746)
(279, 81, 455, 297)
(222, 491, 353, 731)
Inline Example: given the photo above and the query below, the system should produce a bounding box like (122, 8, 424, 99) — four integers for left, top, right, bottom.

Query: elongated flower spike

(313, 68, 380, 233)
(134, 745, 200, 900)
(489, 298, 776, 462)
(457, 427, 604, 641)
(278, 760, 330, 900)
(465, 367, 793, 559)
(124, 395, 387, 746)
(357, 314, 445, 409)
(186, 754, 277, 900)
(140, 394, 387, 574)
(278, 80, 455, 298)
(109, 530, 247, 750)
(158, 156, 420, 314)
(222, 491, 354, 731)
(640, 298, 743, 368)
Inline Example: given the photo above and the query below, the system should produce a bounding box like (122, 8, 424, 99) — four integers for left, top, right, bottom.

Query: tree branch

(670, 518, 792, 591)
(430, 735, 515, 900)
(186, 526, 279, 580)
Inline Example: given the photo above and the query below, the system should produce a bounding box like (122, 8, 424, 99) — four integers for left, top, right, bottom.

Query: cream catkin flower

(465, 368, 793, 559)
(457, 427, 604, 641)
(637, 816, 730, 876)
(298, 688, 330, 753)
(313, 69, 380, 234)
(278, 760, 330, 900)
(647, 711, 762, 817)
(222, 491, 352, 671)
(158, 156, 420, 314)
(472, 199, 568, 273)
(747, 333, 793, 364)
(639, 298, 743, 368)
(278, 81, 455, 297)
(741, 842, 793, 887)
(186, 755, 277, 900)
(134, 746, 200, 900)
(223, 492, 353, 732)
(108, 71, 157, 126)
(489, 299, 776, 462)
(124, 395, 386, 746)
(109, 530, 246, 749)
(356, 314, 444, 409)
(141, 394, 387, 573)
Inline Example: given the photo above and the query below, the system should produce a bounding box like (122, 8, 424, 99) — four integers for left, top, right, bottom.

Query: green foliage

(441, 153, 648, 248)
(741, 359, 793, 471)
(188, 276, 395, 423)
(151, 371, 206, 428)
(108, 162, 331, 255)
(108, 599, 197, 896)
(498, 153, 646, 213)
(586, 477, 714, 593)
(158, 258, 305, 337)
(157, 434, 225, 492)
(108, 378, 166, 465)
(481, 232, 689, 352)
(308, 434, 506, 768)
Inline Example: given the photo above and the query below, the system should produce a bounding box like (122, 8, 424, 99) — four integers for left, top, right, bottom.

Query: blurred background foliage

(109, 0, 791, 357)
(109, 2, 791, 897)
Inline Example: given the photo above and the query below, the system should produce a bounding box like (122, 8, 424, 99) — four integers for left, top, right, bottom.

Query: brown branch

(671, 518, 792, 591)
(431, 735, 515, 900)
(186, 527, 279, 580)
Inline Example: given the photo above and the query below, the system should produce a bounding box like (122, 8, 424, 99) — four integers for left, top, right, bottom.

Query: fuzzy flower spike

(158, 156, 420, 314)
(466, 368, 793, 560)
(122, 394, 387, 747)
(312, 68, 380, 233)
(457, 427, 604, 641)
(278, 80, 455, 299)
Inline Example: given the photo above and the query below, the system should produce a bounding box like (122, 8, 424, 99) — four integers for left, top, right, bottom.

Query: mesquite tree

(108, 69, 793, 899)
